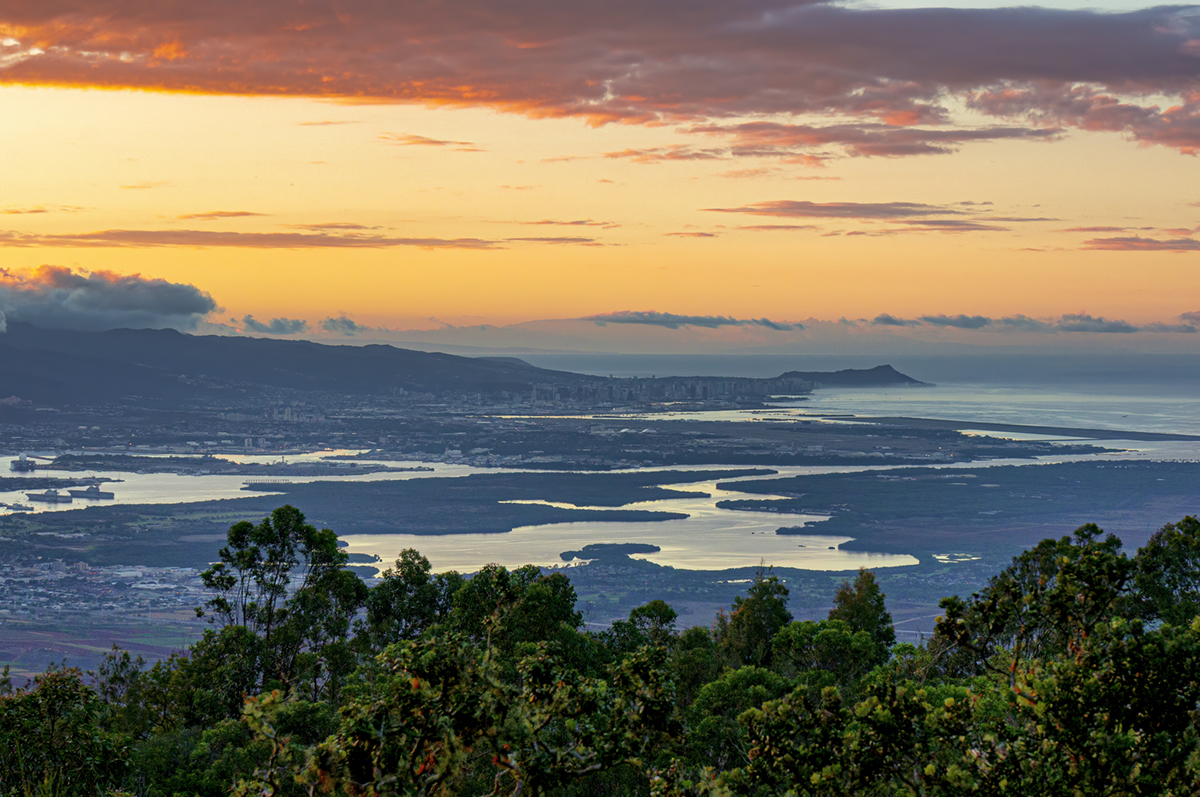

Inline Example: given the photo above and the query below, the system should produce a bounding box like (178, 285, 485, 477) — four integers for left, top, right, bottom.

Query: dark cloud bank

(0, 265, 217, 332)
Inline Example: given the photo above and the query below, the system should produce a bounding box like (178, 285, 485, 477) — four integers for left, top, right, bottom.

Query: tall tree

(607, 599, 680, 655)
(1134, 515, 1200, 626)
(772, 618, 887, 694)
(361, 548, 462, 648)
(828, 568, 896, 650)
(718, 567, 793, 668)
(197, 505, 366, 692)
(937, 523, 1133, 680)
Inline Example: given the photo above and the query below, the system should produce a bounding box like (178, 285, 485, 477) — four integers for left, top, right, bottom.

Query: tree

(1134, 515, 1200, 626)
(717, 567, 792, 668)
(772, 618, 886, 695)
(197, 505, 366, 693)
(258, 636, 677, 797)
(606, 599, 679, 655)
(828, 568, 895, 650)
(450, 563, 584, 653)
(670, 626, 722, 712)
(0, 665, 128, 797)
(936, 523, 1133, 679)
(199, 505, 341, 636)
(360, 548, 462, 648)
(721, 680, 983, 797)
(683, 666, 789, 772)
(450, 562, 542, 642)
(281, 564, 369, 703)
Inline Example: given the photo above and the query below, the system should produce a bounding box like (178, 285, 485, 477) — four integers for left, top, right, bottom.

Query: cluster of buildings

(0, 559, 209, 625)
(530, 375, 812, 403)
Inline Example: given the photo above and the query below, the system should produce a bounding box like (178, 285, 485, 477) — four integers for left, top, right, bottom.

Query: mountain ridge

(0, 324, 927, 405)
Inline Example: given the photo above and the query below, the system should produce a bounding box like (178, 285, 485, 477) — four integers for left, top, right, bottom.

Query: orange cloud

(0, 204, 83, 214)
(380, 133, 483, 151)
(1082, 236, 1200, 252)
(178, 210, 266, 220)
(2, 2, 1197, 153)
(505, 236, 599, 245)
(705, 200, 963, 220)
(603, 146, 725, 163)
(518, 219, 615, 228)
(0, 229, 500, 249)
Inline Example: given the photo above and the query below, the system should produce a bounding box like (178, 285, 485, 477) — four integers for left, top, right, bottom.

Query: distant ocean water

(519, 353, 1200, 438)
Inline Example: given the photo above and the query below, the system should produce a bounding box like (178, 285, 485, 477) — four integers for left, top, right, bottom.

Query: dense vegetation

(4, 505, 1200, 796)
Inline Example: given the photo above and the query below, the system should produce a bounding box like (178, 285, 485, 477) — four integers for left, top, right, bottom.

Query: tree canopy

(5, 509, 1200, 797)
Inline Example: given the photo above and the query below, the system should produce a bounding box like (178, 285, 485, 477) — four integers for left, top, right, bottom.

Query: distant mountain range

(0, 323, 926, 405)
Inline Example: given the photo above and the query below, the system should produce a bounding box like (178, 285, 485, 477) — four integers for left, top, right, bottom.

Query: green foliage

(985, 616, 1200, 795)
(828, 567, 895, 650)
(92, 647, 153, 740)
(0, 665, 127, 797)
(1134, 515, 1200, 626)
(281, 635, 677, 796)
(20, 508, 1200, 797)
(936, 523, 1134, 677)
(772, 618, 885, 696)
(606, 599, 680, 656)
(126, 720, 267, 797)
(359, 548, 462, 649)
(670, 627, 723, 712)
(683, 667, 789, 772)
(715, 567, 792, 668)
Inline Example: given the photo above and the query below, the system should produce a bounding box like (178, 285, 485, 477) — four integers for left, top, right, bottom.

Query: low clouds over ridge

(322, 315, 369, 336)
(871, 314, 921, 327)
(586, 311, 799, 331)
(920, 314, 992, 329)
(0, 3, 1198, 155)
(0, 265, 217, 332)
(242, 315, 309, 335)
(870, 312, 1196, 334)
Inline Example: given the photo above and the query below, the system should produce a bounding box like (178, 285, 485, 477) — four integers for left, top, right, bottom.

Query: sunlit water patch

(0, 456, 486, 516)
(339, 476, 919, 574)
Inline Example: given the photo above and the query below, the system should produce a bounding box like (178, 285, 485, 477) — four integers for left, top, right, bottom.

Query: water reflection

(340, 475, 919, 574)
(0, 456, 484, 516)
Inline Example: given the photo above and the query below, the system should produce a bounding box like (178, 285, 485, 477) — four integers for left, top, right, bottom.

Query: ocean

(518, 352, 1200, 438)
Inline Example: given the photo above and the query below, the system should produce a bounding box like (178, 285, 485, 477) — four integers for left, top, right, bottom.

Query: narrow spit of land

(858, 416, 1200, 442)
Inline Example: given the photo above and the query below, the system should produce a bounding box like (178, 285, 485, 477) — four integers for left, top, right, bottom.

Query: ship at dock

(68, 484, 115, 500)
(26, 489, 72, 504)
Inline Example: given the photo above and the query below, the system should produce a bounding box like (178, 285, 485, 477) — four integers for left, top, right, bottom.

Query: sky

(1, 0, 1199, 354)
